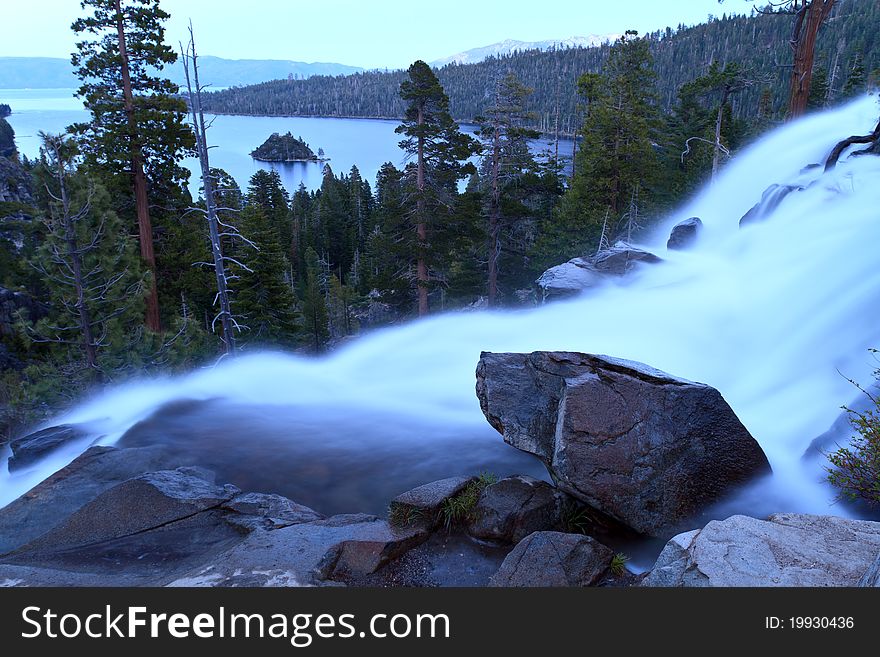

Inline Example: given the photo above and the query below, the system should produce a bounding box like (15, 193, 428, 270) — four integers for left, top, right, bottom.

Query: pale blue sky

(3, 0, 760, 69)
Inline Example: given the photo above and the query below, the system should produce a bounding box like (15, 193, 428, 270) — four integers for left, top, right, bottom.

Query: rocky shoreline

(1, 351, 878, 587)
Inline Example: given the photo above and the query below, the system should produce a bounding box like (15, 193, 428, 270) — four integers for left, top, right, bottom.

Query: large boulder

(667, 217, 703, 250)
(8, 424, 92, 472)
(468, 475, 567, 543)
(643, 513, 880, 587)
(476, 352, 771, 537)
(536, 241, 661, 300)
(489, 531, 613, 587)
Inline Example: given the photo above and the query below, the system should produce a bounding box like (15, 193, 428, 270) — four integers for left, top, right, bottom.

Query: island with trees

(250, 132, 326, 162)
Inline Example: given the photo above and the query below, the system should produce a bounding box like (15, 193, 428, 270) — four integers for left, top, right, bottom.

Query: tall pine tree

(71, 0, 193, 332)
(396, 61, 478, 316)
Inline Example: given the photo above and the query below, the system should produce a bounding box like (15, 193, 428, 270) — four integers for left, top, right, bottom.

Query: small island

(250, 132, 326, 162)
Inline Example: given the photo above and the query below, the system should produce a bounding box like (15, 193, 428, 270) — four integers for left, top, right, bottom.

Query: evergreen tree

(536, 32, 659, 268)
(396, 60, 479, 316)
(475, 73, 541, 306)
(0, 118, 15, 157)
(808, 64, 830, 109)
(235, 204, 298, 347)
(842, 54, 866, 97)
(71, 0, 194, 332)
(327, 274, 358, 340)
(28, 133, 144, 377)
(677, 61, 751, 182)
(301, 247, 329, 352)
(246, 169, 291, 257)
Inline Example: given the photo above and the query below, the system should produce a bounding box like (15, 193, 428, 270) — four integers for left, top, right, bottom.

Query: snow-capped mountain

(430, 35, 619, 67)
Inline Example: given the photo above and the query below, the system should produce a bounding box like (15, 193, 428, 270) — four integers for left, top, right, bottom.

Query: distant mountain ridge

(429, 35, 619, 67)
(0, 56, 363, 89)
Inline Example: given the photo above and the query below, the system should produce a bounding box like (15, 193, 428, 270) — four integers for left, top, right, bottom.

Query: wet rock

(803, 382, 880, 461)
(667, 217, 703, 250)
(536, 241, 661, 300)
(223, 492, 323, 529)
(19, 466, 239, 552)
(739, 184, 803, 227)
(476, 351, 771, 537)
(0, 445, 173, 554)
(468, 475, 566, 543)
(8, 424, 92, 472)
(489, 531, 613, 587)
(167, 514, 429, 587)
(389, 476, 474, 528)
(642, 513, 880, 586)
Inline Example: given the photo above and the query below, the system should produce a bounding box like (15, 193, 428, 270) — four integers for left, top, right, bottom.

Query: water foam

(2, 96, 879, 515)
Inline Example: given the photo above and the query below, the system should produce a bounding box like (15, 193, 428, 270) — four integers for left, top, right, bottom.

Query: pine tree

(842, 54, 866, 97)
(235, 204, 298, 347)
(71, 0, 194, 332)
(28, 133, 144, 377)
(536, 32, 659, 268)
(246, 169, 291, 257)
(396, 60, 479, 316)
(301, 247, 329, 352)
(475, 73, 541, 306)
(808, 65, 830, 109)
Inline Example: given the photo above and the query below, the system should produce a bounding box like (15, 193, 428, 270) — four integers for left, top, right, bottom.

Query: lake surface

(2, 88, 572, 194)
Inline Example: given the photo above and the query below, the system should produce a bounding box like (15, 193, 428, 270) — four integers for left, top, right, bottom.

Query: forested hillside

(201, 0, 878, 134)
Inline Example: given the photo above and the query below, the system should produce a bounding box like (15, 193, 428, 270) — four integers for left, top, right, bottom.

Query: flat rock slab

(468, 475, 567, 544)
(643, 513, 880, 586)
(0, 445, 173, 555)
(2, 511, 246, 586)
(18, 467, 239, 552)
(166, 514, 428, 587)
(389, 476, 474, 528)
(489, 531, 613, 587)
(8, 424, 92, 472)
(476, 351, 771, 537)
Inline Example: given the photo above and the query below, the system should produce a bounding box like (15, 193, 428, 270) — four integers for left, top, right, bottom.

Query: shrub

(439, 472, 497, 529)
(826, 360, 880, 505)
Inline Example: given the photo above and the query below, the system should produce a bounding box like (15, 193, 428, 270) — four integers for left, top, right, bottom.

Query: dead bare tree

(824, 117, 880, 172)
(180, 23, 253, 356)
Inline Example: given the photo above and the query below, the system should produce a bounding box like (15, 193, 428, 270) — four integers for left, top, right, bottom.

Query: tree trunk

(712, 87, 730, 181)
(488, 122, 501, 307)
(114, 0, 161, 332)
(182, 28, 237, 355)
(416, 106, 428, 317)
(788, 0, 836, 120)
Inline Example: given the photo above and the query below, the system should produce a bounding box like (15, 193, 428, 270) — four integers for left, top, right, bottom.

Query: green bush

(826, 362, 880, 505)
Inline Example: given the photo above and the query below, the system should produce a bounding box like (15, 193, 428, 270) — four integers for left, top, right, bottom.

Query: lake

(2, 88, 573, 195)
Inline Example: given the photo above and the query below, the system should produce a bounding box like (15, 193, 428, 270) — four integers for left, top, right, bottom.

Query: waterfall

(3, 95, 879, 520)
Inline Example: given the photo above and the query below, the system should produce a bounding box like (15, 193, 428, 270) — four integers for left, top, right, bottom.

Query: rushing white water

(2, 95, 880, 517)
